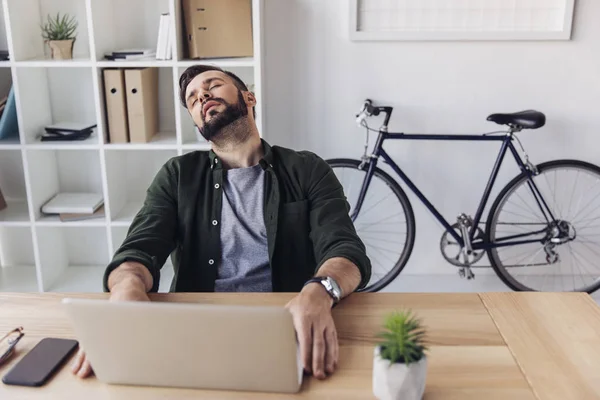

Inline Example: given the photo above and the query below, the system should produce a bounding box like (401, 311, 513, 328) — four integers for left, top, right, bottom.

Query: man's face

(185, 71, 248, 142)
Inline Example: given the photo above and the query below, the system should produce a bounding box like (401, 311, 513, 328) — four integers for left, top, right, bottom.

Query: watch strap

(303, 277, 340, 304)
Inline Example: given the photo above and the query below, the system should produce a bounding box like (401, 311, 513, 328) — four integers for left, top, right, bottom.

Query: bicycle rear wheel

(486, 160, 600, 293)
(327, 159, 415, 292)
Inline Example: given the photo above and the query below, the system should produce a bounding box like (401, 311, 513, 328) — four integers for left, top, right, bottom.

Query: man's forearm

(107, 261, 154, 292)
(315, 257, 362, 299)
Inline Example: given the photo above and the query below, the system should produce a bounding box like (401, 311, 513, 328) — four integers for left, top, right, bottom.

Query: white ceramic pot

(372, 346, 427, 400)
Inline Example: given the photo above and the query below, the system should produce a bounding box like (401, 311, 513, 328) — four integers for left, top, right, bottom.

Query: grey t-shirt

(214, 164, 272, 292)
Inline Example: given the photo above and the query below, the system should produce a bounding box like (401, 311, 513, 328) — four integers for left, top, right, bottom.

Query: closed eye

(209, 84, 222, 90)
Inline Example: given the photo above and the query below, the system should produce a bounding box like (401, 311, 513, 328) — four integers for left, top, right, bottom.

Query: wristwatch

(304, 276, 342, 305)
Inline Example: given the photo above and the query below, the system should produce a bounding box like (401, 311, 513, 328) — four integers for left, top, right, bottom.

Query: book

(111, 48, 154, 56)
(104, 52, 156, 61)
(45, 122, 97, 133)
(59, 205, 105, 222)
(156, 14, 170, 60)
(42, 193, 104, 215)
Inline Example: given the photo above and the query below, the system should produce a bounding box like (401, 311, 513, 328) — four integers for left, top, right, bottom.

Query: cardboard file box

(182, 0, 253, 59)
(103, 69, 129, 143)
(124, 68, 158, 143)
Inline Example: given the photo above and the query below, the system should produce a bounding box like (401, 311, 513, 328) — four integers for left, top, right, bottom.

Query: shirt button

(212, 220, 218, 226)
(208, 259, 215, 265)
(215, 159, 219, 164)
(214, 183, 220, 189)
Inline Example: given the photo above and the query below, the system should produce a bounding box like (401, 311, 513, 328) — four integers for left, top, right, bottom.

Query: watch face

(325, 277, 341, 300)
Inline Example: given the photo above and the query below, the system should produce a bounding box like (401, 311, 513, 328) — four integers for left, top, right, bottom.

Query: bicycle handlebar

(356, 99, 393, 129)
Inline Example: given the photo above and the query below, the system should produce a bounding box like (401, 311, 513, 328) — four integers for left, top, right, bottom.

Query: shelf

(36, 226, 110, 291)
(111, 201, 141, 226)
(103, 131, 177, 150)
(0, 0, 264, 293)
(90, 0, 171, 62)
(0, 150, 28, 225)
(0, 226, 37, 291)
(0, 266, 39, 292)
(14, 58, 92, 68)
(17, 67, 98, 145)
(0, 201, 30, 226)
(176, 58, 255, 68)
(6, 0, 92, 61)
(97, 60, 175, 68)
(98, 67, 176, 147)
(26, 149, 104, 223)
(105, 150, 176, 221)
(35, 216, 106, 227)
(0, 137, 21, 149)
(25, 133, 100, 150)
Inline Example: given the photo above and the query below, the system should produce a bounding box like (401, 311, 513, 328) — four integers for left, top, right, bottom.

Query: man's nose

(200, 90, 211, 101)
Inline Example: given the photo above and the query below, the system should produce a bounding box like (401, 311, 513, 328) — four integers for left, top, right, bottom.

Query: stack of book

(40, 122, 97, 142)
(104, 49, 156, 61)
(41, 192, 105, 222)
(156, 13, 173, 60)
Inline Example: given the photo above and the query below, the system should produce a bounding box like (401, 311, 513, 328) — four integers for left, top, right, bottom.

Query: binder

(124, 68, 158, 143)
(182, 0, 253, 59)
(103, 69, 129, 143)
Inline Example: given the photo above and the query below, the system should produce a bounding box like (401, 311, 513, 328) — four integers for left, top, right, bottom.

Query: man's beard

(197, 90, 248, 142)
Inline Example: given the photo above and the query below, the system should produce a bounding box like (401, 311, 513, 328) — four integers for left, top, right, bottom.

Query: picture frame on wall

(349, 0, 576, 41)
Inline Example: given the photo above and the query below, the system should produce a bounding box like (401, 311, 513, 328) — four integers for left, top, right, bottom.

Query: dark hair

(179, 65, 255, 118)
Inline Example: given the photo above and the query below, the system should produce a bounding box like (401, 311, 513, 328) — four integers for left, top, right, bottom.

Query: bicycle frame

(353, 131, 558, 251)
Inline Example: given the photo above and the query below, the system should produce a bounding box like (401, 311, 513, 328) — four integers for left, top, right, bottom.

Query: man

(72, 65, 371, 381)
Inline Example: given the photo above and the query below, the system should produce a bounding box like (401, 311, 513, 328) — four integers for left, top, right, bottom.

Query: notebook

(41, 193, 104, 215)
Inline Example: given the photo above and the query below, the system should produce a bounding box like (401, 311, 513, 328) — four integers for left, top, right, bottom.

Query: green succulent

(41, 13, 78, 41)
(376, 310, 428, 365)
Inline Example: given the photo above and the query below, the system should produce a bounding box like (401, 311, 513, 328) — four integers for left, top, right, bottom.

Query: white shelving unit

(0, 0, 265, 292)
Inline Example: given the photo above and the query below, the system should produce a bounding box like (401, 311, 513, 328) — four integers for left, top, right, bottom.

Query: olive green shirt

(102, 140, 371, 293)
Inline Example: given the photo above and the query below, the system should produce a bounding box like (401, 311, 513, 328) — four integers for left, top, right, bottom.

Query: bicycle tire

(327, 158, 416, 292)
(486, 159, 600, 294)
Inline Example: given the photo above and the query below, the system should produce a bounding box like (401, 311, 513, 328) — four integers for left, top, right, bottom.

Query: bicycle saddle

(487, 110, 546, 129)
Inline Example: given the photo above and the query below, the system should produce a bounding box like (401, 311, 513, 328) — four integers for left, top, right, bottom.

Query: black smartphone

(2, 338, 78, 387)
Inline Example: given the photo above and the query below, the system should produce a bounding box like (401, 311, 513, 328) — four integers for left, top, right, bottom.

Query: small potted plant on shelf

(40, 13, 78, 60)
(373, 310, 429, 400)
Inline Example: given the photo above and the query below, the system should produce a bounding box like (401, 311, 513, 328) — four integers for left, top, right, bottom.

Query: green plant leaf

(376, 310, 428, 365)
(41, 12, 77, 41)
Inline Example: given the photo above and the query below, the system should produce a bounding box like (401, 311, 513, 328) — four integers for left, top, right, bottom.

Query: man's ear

(245, 91, 257, 107)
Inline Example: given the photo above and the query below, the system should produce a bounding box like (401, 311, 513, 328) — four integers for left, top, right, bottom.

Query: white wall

(263, 0, 600, 279)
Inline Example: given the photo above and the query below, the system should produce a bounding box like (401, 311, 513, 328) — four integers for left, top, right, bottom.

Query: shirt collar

(209, 139, 274, 170)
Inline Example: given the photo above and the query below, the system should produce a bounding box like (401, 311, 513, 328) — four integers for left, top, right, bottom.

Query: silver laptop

(62, 298, 303, 393)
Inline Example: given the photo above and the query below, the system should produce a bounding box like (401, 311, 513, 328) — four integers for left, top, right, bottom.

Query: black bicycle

(328, 99, 600, 293)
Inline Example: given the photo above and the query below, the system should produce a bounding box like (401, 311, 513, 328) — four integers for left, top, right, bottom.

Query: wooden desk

(0, 292, 599, 399)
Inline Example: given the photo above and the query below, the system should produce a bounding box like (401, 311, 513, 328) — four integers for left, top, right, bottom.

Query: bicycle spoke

(513, 190, 547, 222)
(504, 198, 546, 222)
(566, 170, 579, 220)
(355, 212, 405, 231)
(355, 192, 396, 221)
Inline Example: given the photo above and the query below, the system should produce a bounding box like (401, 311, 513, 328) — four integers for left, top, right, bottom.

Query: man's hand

(72, 264, 152, 379)
(286, 283, 338, 380)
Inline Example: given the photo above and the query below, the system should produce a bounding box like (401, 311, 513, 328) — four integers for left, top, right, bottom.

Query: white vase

(372, 346, 427, 400)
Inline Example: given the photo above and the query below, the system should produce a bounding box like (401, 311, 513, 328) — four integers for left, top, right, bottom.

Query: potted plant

(373, 310, 429, 400)
(40, 13, 78, 60)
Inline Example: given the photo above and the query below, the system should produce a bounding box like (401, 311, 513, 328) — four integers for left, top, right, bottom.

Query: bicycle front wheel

(486, 160, 600, 293)
(327, 159, 415, 292)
